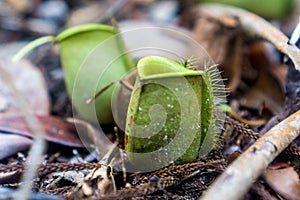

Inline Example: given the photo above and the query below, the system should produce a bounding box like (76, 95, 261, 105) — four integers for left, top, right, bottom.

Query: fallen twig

(225, 115, 300, 157)
(201, 4, 300, 71)
(200, 110, 300, 200)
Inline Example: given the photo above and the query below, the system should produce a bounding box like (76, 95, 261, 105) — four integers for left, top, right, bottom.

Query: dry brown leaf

(75, 166, 115, 198)
(0, 133, 33, 160)
(66, 1, 106, 26)
(67, 118, 116, 159)
(264, 167, 300, 200)
(0, 116, 84, 147)
(193, 12, 242, 92)
(239, 42, 285, 114)
(0, 59, 50, 117)
(120, 20, 206, 61)
(67, 0, 127, 26)
(240, 68, 284, 114)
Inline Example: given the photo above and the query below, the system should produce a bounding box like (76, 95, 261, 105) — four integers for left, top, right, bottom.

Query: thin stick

(119, 79, 134, 91)
(200, 110, 300, 200)
(201, 4, 300, 71)
(86, 78, 134, 104)
(86, 80, 119, 104)
(0, 61, 46, 200)
(225, 115, 299, 157)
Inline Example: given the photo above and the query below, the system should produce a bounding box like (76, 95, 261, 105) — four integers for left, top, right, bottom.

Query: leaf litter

(0, 1, 299, 200)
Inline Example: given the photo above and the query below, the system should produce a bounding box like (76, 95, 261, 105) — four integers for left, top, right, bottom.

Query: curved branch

(201, 4, 300, 72)
(200, 110, 300, 200)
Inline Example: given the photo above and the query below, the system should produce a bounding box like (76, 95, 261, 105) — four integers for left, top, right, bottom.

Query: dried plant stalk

(200, 110, 300, 200)
(201, 4, 300, 71)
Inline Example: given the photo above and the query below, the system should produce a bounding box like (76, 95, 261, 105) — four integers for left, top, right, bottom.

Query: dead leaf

(0, 165, 23, 183)
(67, 0, 127, 27)
(120, 20, 206, 61)
(0, 133, 32, 160)
(264, 167, 300, 200)
(238, 42, 285, 114)
(270, 63, 288, 91)
(69, 165, 115, 199)
(0, 59, 50, 117)
(67, 118, 115, 159)
(193, 11, 242, 92)
(66, 1, 105, 26)
(0, 116, 84, 147)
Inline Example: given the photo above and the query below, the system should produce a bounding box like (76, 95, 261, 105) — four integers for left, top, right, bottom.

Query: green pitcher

(125, 56, 221, 171)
